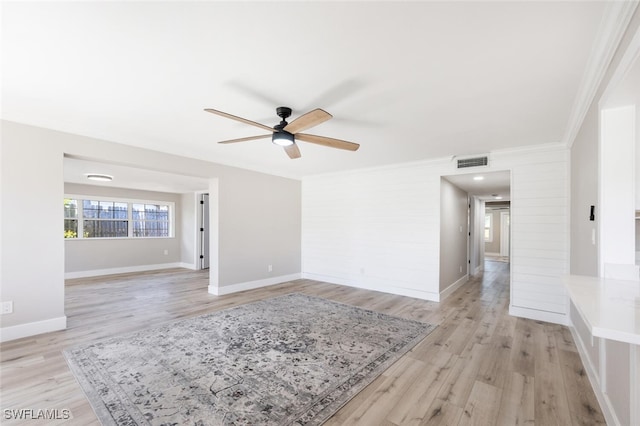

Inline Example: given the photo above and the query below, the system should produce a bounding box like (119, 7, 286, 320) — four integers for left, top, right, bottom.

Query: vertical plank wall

(302, 162, 440, 300)
(302, 145, 570, 324)
(505, 147, 570, 323)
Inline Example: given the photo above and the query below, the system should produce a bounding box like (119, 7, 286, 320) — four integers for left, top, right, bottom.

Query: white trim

(208, 273, 302, 296)
(439, 274, 469, 301)
(180, 262, 198, 271)
(500, 211, 510, 257)
(206, 179, 220, 288)
(484, 212, 493, 243)
(568, 325, 621, 426)
(631, 345, 639, 426)
(564, 0, 639, 147)
(64, 262, 191, 279)
(301, 273, 440, 302)
(509, 305, 569, 326)
(195, 191, 209, 270)
(600, 11, 640, 108)
(0, 316, 67, 343)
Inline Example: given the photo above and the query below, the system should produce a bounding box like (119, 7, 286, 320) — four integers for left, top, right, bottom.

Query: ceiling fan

(204, 106, 360, 159)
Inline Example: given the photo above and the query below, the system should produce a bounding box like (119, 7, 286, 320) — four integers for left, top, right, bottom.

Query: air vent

(457, 156, 488, 169)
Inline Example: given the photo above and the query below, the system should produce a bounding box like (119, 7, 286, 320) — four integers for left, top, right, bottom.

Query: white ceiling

(444, 170, 511, 201)
(64, 157, 210, 194)
(1, 1, 609, 186)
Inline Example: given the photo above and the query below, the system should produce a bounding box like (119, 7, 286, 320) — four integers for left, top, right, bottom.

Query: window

(64, 198, 79, 238)
(64, 196, 173, 239)
(83, 200, 128, 238)
(484, 212, 493, 242)
(132, 204, 170, 237)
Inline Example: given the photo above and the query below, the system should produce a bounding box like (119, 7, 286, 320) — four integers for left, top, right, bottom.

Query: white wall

(637, 103, 640, 211)
(0, 135, 65, 335)
(302, 162, 439, 300)
(439, 178, 468, 292)
(570, 6, 640, 277)
(484, 208, 502, 254)
(570, 101, 599, 276)
(0, 121, 301, 340)
(600, 106, 636, 269)
(508, 148, 569, 322)
(469, 196, 485, 275)
(302, 145, 570, 323)
(181, 192, 198, 268)
(217, 167, 301, 287)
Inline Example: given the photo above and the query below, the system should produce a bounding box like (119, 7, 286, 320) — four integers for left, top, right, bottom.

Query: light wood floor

(0, 262, 605, 425)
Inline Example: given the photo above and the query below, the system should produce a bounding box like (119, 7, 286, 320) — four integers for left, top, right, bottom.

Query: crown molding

(599, 16, 640, 107)
(563, 0, 639, 148)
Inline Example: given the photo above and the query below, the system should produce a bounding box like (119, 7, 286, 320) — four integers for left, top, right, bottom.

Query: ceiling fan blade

(284, 143, 301, 159)
(218, 134, 271, 144)
(204, 108, 274, 132)
(284, 109, 332, 134)
(296, 133, 360, 151)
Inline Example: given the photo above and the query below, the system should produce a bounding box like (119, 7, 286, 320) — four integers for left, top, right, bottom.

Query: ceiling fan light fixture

(272, 131, 294, 147)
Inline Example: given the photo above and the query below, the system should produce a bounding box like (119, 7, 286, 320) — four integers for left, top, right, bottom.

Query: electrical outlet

(1, 301, 13, 314)
(163, 249, 169, 255)
(459, 265, 463, 273)
(268, 264, 273, 272)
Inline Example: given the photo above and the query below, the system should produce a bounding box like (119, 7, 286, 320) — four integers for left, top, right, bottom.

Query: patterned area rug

(64, 293, 436, 425)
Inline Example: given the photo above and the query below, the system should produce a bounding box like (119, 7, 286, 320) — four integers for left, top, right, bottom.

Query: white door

(500, 211, 510, 257)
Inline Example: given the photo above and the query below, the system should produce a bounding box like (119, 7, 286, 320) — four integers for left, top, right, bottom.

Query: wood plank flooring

(0, 262, 605, 425)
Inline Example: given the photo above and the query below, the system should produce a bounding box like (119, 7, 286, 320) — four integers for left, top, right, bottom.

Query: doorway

(500, 211, 510, 257)
(440, 170, 511, 286)
(484, 202, 511, 262)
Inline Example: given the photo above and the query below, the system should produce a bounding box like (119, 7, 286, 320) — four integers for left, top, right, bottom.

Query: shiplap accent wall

(302, 144, 570, 324)
(302, 162, 440, 300)
(505, 148, 570, 323)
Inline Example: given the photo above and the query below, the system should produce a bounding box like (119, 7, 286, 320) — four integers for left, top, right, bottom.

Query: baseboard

(509, 305, 569, 325)
(568, 325, 620, 426)
(65, 262, 189, 279)
(0, 316, 67, 343)
(179, 262, 198, 270)
(209, 273, 302, 296)
(301, 273, 440, 302)
(439, 274, 469, 301)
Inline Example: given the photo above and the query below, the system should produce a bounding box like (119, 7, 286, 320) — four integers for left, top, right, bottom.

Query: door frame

(500, 210, 510, 257)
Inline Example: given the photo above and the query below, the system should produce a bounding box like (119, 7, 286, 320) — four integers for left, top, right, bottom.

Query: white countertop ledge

(564, 275, 640, 345)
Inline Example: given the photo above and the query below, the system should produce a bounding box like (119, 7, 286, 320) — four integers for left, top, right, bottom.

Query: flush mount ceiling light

(86, 173, 113, 182)
(473, 176, 484, 181)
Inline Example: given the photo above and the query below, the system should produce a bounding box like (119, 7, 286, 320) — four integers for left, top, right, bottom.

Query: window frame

(64, 194, 175, 240)
(484, 212, 493, 243)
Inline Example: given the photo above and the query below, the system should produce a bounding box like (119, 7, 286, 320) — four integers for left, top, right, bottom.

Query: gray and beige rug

(64, 293, 436, 425)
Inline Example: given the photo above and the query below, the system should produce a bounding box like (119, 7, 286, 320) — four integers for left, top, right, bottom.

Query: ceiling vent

(456, 156, 489, 169)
